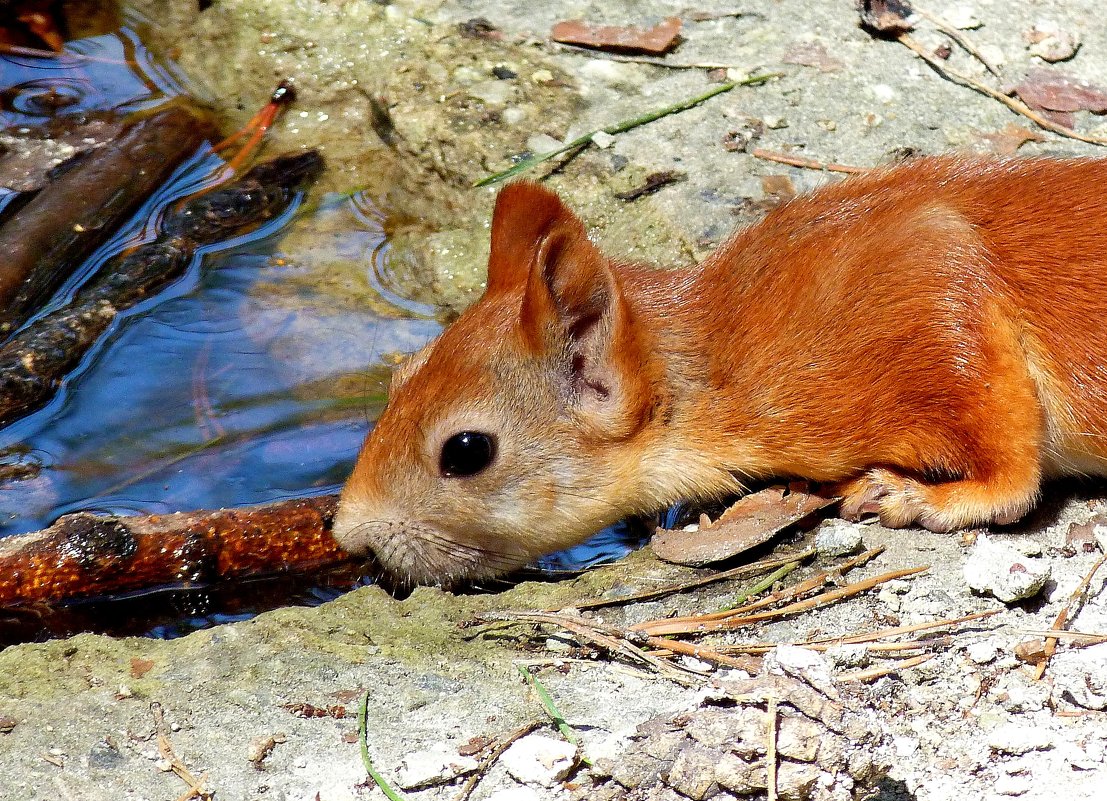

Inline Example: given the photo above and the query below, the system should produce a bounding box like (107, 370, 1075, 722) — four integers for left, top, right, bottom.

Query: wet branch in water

(0, 149, 325, 427)
(0, 493, 350, 607)
(0, 105, 218, 334)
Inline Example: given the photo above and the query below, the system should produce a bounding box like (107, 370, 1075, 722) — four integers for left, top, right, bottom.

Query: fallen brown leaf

(974, 123, 1046, 155)
(781, 41, 843, 72)
(130, 657, 155, 678)
(650, 486, 834, 566)
(551, 17, 682, 56)
(1008, 67, 1107, 113)
(760, 173, 797, 199)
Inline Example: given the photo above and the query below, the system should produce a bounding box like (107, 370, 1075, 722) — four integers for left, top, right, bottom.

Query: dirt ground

(2, 1, 1107, 799)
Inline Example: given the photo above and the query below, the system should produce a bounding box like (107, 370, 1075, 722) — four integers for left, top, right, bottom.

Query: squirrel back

(334, 156, 1107, 585)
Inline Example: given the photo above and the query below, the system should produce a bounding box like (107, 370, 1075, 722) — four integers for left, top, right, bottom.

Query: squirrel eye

(439, 432, 496, 478)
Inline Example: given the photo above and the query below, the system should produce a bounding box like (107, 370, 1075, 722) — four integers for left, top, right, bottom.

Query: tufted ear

(486, 185, 655, 439)
(485, 181, 576, 295)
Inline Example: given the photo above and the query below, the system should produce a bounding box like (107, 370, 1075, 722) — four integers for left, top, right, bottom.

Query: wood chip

(551, 17, 682, 56)
(650, 486, 834, 566)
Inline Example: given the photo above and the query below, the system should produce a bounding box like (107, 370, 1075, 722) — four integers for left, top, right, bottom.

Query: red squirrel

(333, 156, 1107, 586)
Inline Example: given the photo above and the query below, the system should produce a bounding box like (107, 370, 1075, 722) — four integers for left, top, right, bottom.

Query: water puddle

(0, 19, 645, 645)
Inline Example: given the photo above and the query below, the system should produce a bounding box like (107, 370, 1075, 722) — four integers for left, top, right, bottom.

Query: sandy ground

(3, 1, 1107, 799)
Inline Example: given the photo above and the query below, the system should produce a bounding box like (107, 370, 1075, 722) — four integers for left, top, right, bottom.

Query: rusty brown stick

(0, 494, 352, 607)
(749, 148, 867, 174)
(0, 105, 217, 335)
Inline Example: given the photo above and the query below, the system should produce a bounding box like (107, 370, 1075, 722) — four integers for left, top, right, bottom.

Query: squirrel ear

(515, 202, 654, 439)
(486, 181, 577, 295)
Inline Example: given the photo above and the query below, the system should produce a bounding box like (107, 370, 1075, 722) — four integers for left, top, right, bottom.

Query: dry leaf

(650, 486, 834, 566)
(760, 174, 797, 199)
(1009, 68, 1107, 113)
(975, 123, 1046, 155)
(782, 41, 843, 72)
(129, 657, 155, 678)
(551, 17, 682, 56)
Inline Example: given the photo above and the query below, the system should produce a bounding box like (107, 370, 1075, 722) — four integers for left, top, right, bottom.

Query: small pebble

(994, 773, 1032, 796)
(946, 5, 982, 29)
(988, 723, 1053, 755)
(814, 521, 863, 556)
(1050, 643, 1107, 710)
(591, 131, 616, 149)
(484, 788, 542, 801)
(397, 743, 479, 789)
(501, 733, 577, 786)
(963, 536, 1050, 603)
(966, 640, 998, 665)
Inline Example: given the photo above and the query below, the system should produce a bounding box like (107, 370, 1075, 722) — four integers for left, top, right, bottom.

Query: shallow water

(0, 21, 645, 643)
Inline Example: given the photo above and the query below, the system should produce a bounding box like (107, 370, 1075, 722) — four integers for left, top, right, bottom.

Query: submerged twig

(474, 72, 782, 187)
(0, 151, 324, 427)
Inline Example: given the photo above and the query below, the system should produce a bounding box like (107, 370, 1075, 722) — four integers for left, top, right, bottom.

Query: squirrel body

(334, 156, 1107, 585)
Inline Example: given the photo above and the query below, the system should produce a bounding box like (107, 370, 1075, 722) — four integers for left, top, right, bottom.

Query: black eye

(439, 432, 496, 477)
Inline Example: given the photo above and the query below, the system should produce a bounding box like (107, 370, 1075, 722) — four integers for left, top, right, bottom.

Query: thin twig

(897, 33, 1107, 146)
(453, 722, 542, 801)
(641, 635, 762, 671)
(766, 697, 779, 801)
(914, 7, 1001, 75)
(1034, 554, 1107, 680)
(483, 611, 703, 685)
(151, 703, 211, 801)
(634, 565, 928, 636)
(716, 561, 804, 612)
(358, 691, 404, 801)
(750, 148, 867, 174)
(837, 654, 935, 683)
(570, 549, 816, 611)
(474, 72, 782, 186)
(646, 547, 886, 630)
(1018, 629, 1107, 646)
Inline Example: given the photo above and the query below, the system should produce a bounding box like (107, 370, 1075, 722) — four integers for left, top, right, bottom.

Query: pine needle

(474, 73, 782, 187)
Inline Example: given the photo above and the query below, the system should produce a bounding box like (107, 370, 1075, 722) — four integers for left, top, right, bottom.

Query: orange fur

(334, 157, 1107, 585)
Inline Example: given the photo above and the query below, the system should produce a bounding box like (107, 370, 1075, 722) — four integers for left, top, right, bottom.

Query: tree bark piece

(0, 150, 325, 427)
(0, 494, 353, 606)
(0, 104, 217, 335)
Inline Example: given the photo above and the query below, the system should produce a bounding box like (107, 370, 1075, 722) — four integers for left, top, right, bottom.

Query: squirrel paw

(835, 468, 1033, 532)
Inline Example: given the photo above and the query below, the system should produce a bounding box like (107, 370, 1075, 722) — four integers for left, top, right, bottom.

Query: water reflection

(0, 21, 648, 644)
